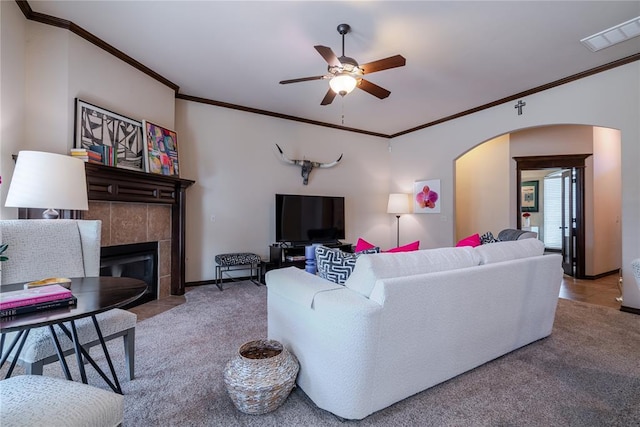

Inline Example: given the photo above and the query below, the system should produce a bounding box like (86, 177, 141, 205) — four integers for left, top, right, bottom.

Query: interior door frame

(513, 154, 591, 278)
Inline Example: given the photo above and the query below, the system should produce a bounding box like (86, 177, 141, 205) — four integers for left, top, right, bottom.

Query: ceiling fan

(279, 23, 406, 105)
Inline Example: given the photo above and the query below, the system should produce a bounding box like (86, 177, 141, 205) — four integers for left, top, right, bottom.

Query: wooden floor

(559, 272, 622, 310)
(129, 273, 623, 321)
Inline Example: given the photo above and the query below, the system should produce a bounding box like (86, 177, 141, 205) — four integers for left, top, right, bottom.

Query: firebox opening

(100, 241, 159, 308)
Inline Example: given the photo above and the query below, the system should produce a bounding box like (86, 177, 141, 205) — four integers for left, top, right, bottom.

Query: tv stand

(268, 242, 353, 270)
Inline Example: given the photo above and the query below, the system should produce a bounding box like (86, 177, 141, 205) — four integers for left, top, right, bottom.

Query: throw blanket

(498, 228, 527, 241)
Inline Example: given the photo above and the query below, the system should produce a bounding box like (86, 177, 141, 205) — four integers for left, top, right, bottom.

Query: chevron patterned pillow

(315, 246, 379, 284)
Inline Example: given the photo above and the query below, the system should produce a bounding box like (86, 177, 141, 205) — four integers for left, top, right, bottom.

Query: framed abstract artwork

(142, 120, 180, 176)
(413, 179, 441, 213)
(521, 180, 539, 212)
(74, 99, 144, 171)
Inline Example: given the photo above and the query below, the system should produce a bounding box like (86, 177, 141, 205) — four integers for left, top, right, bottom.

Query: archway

(455, 124, 622, 280)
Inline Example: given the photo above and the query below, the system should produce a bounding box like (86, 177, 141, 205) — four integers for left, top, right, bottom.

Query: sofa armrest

(266, 266, 383, 419)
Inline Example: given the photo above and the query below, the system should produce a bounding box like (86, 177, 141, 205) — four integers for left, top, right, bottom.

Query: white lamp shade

(5, 151, 89, 211)
(387, 193, 410, 214)
(329, 73, 358, 95)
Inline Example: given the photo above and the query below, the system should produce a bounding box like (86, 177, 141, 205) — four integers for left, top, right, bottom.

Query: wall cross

(514, 100, 526, 115)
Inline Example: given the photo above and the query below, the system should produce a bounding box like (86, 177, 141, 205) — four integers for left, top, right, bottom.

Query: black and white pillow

(480, 231, 498, 244)
(315, 246, 379, 285)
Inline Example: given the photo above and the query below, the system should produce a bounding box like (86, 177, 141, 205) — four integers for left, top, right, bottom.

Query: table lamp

(5, 150, 89, 218)
(387, 193, 410, 247)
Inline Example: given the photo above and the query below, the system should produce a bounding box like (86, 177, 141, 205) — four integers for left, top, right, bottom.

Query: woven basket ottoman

(215, 252, 262, 290)
(223, 339, 299, 414)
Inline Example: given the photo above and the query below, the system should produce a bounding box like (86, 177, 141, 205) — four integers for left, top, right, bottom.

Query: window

(543, 173, 563, 249)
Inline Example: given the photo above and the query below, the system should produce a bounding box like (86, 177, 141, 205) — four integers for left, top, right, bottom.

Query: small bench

(215, 253, 262, 291)
(0, 375, 124, 427)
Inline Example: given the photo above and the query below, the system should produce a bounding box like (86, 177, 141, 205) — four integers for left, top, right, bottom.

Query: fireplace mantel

(84, 163, 195, 295)
(13, 155, 195, 296)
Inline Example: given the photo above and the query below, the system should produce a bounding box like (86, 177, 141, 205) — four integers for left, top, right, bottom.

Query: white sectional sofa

(266, 239, 563, 420)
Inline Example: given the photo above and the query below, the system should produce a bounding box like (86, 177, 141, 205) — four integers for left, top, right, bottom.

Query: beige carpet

(4, 281, 640, 426)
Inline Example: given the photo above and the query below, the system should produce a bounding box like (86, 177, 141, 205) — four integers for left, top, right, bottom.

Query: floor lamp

(5, 151, 89, 218)
(387, 193, 410, 248)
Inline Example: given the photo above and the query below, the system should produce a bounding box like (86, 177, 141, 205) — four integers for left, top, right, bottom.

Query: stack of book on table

(0, 284, 77, 317)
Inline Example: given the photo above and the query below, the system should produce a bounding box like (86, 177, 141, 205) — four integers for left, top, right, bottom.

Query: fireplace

(100, 242, 159, 308)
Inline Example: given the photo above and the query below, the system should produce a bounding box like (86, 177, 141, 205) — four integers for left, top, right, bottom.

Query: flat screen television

(275, 194, 345, 245)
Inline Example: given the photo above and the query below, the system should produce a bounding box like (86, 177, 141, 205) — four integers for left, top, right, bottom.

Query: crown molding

(15, 1, 640, 140)
(16, 0, 179, 94)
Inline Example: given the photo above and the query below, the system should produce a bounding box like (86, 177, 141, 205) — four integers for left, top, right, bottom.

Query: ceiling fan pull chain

(341, 99, 345, 125)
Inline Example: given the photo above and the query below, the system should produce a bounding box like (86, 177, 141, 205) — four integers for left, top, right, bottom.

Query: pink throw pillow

(456, 233, 481, 248)
(386, 240, 420, 253)
(355, 238, 376, 252)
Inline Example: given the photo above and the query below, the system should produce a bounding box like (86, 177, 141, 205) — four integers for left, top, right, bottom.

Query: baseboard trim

(186, 276, 260, 287)
(620, 305, 640, 315)
(582, 269, 620, 280)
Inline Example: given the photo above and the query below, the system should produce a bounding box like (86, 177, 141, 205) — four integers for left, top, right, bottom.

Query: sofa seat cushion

(345, 246, 480, 298)
(474, 238, 544, 264)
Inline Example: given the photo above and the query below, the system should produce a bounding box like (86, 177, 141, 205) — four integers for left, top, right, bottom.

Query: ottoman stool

(0, 375, 124, 427)
(215, 252, 262, 291)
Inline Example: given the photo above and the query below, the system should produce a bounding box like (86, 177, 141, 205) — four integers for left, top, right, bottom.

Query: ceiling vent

(580, 16, 640, 52)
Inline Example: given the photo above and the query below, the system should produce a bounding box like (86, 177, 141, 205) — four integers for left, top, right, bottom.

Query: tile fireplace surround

(85, 201, 172, 298)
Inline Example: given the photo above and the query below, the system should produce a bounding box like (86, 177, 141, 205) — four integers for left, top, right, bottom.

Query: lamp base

(42, 208, 59, 219)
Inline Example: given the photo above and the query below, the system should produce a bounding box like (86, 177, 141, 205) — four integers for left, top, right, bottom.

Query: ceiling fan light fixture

(329, 73, 358, 96)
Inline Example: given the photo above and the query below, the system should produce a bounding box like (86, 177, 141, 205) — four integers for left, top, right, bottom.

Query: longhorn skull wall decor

(276, 144, 343, 185)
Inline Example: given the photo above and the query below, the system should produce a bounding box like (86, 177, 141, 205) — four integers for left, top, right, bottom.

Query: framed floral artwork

(414, 179, 441, 213)
(142, 120, 180, 176)
(74, 99, 144, 171)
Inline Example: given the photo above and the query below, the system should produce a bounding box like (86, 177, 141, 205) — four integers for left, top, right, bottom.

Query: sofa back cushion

(473, 238, 545, 265)
(345, 246, 480, 298)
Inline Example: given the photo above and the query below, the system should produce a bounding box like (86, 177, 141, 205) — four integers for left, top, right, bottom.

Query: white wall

(176, 99, 391, 282)
(393, 62, 640, 308)
(592, 127, 622, 275)
(0, 1, 26, 219)
(1, 16, 176, 219)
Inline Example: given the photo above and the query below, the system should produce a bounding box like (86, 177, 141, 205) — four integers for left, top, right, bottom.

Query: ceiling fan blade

(314, 45, 341, 67)
(279, 75, 326, 85)
(360, 55, 406, 74)
(357, 79, 391, 99)
(320, 88, 337, 105)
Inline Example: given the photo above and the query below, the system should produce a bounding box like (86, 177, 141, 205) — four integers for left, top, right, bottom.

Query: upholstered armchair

(0, 219, 137, 379)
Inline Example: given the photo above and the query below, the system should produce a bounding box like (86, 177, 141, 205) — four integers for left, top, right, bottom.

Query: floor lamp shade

(387, 193, 410, 247)
(5, 151, 89, 217)
(387, 193, 410, 214)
